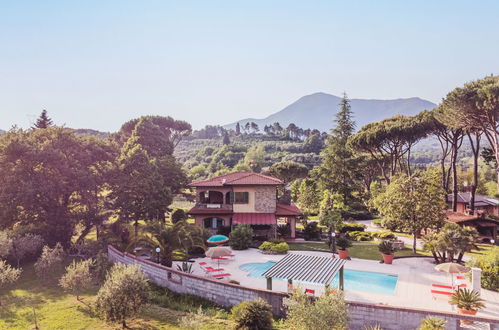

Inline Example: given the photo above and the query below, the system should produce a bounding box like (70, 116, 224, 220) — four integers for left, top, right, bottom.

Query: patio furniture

(305, 289, 315, 296)
(204, 267, 225, 274)
(434, 263, 470, 288)
(207, 235, 229, 245)
(211, 273, 231, 279)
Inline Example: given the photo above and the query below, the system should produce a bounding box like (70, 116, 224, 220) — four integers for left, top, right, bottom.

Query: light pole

(155, 247, 161, 264)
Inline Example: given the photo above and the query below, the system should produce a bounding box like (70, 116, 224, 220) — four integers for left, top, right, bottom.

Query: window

(234, 192, 249, 204)
(204, 218, 225, 229)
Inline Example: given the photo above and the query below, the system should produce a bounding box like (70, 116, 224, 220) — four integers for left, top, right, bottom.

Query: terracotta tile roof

(188, 171, 283, 187)
(276, 203, 303, 216)
(445, 210, 479, 223)
(232, 213, 276, 225)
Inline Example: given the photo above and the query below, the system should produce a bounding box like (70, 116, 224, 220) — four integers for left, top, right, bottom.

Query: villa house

(446, 192, 499, 243)
(187, 172, 303, 239)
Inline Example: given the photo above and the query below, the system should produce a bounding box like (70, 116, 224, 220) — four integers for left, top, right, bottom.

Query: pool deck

(176, 248, 499, 319)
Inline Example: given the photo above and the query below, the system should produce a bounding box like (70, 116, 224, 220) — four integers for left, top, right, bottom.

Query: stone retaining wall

(107, 245, 286, 315)
(349, 301, 499, 330)
(108, 245, 499, 329)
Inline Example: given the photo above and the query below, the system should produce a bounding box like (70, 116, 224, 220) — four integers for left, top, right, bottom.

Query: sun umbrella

(435, 263, 470, 288)
(207, 235, 229, 245)
(434, 263, 470, 274)
(205, 246, 231, 267)
(206, 246, 231, 258)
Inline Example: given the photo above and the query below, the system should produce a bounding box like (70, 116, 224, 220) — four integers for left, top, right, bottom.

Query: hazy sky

(1, 1, 498, 131)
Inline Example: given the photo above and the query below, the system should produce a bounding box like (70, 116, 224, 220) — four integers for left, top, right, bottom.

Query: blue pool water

(239, 262, 398, 295)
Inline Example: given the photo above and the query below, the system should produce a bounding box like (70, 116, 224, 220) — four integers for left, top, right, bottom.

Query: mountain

(224, 92, 436, 132)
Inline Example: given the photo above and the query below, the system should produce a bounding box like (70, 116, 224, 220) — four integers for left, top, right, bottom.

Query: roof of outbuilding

(188, 172, 283, 187)
(275, 203, 303, 216)
(262, 253, 346, 285)
(447, 192, 499, 206)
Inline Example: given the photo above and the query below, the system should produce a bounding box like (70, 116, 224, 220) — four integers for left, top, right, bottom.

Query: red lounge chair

(432, 284, 453, 290)
(457, 276, 465, 280)
(305, 289, 315, 296)
(211, 257, 228, 261)
(205, 267, 224, 273)
(431, 290, 453, 296)
(211, 273, 231, 279)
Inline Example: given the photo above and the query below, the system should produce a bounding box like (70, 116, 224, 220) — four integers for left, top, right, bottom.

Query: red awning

(232, 213, 276, 225)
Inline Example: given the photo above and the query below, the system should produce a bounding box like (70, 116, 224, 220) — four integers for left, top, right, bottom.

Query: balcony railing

(194, 203, 233, 210)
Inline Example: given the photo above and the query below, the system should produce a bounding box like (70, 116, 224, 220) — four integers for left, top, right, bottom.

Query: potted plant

(450, 288, 485, 321)
(336, 236, 352, 260)
(378, 241, 395, 264)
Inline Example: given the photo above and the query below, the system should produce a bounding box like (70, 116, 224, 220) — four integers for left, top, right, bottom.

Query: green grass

(288, 242, 431, 260)
(466, 243, 494, 256)
(0, 262, 230, 329)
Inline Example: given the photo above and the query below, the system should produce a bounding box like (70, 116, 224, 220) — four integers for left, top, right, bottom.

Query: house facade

(446, 192, 499, 243)
(447, 192, 499, 216)
(187, 172, 302, 239)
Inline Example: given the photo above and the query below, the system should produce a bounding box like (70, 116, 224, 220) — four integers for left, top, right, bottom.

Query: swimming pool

(239, 261, 398, 295)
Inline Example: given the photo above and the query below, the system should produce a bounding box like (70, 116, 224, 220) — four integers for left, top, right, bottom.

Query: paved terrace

(174, 248, 499, 320)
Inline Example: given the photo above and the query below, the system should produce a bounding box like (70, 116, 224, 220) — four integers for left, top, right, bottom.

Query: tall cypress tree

(315, 93, 360, 201)
(33, 109, 54, 129)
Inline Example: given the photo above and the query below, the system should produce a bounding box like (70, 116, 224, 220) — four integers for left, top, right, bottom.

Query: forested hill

(224, 92, 436, 132)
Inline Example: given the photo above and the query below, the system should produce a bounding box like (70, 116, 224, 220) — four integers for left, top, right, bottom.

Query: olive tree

(284, 289, 348, 330)
(0, 260, 21, 305)
(34, 243, 65, 280)
(11, 233, 44, 267)
(95, 263, 149, 328)
(59, 259, 94, 301)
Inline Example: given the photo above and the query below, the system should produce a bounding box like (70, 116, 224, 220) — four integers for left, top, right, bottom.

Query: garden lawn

(466, 243, 494, 256)
(0, 263, 229, 330)
(288, 242, 431, 260)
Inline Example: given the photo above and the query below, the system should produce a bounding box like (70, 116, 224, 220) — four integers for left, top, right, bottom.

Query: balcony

(194, 203, 233, 211)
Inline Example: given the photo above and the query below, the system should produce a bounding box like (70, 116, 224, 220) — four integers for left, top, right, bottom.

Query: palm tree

(129, 220, 206, 267)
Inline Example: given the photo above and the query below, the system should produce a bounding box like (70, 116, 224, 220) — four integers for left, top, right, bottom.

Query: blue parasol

(207, 235, 229, 245)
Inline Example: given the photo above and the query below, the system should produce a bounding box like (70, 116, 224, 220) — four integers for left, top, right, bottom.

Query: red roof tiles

(276, 203, 303, 216)
(188, 171, 283, 187)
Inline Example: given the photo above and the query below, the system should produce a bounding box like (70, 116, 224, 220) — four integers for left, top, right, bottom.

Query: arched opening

(198, 190, 224, 204)
(203, 217, 225, 229)
(225, 191, 233, 204)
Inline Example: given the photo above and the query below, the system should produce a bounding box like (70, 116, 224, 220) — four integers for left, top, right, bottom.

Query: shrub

(258, 241, 273, 251)
(59, 259, 94, 300)
(95, 263, 149, 328)
(34, 243, 65, 280)
(466, 246, 499, 291)
(277, 224, 291, 237)
(419, 316, 447, 330)
(176, 261, 193, 274)
(378, 241, 395, 255)
(171, 209, 188, 223)
(347, 231, 373, 241)
(303, 222, 321, 241)
(376, 232, 396, 240)
(270, 242, 289, 254)
(449, 288, 485, 311)
(179, 307, 207, 330)
(339, 224, 366, 233)
(284, 289, 348, 330)
(231, 298, 273, 330)
(0, 259, 22, 305)
(229, 225, 253, 250)
(269, 238, 285, 244)
(336, 236, 353, 250)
